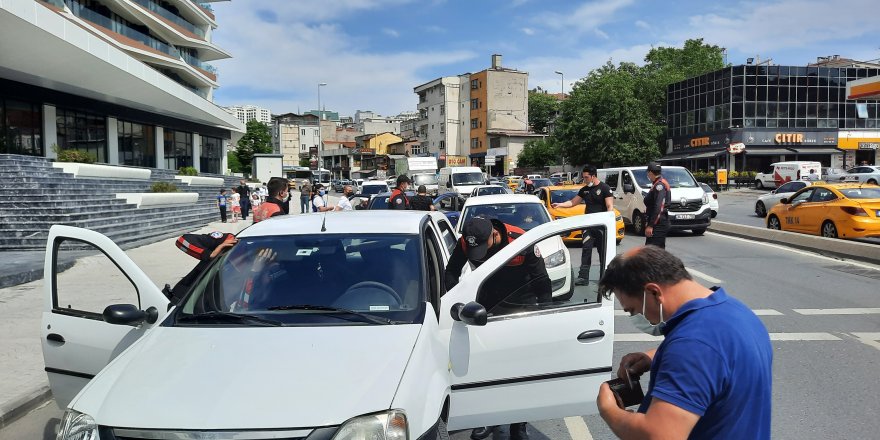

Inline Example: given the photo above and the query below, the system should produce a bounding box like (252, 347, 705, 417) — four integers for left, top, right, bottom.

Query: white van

(439, 166, 487, 196)
(753, 161, 823, 189)
(598, 165, 711, 235)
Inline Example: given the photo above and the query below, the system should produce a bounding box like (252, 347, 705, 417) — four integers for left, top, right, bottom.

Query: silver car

(827, 166, 880, 185)
(754, 180, 815, 217)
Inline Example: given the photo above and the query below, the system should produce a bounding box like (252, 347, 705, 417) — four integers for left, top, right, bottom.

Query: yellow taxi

(766, 182, 880, 238)
(504, 176, 522, 191)
(537, 185, 626, 244)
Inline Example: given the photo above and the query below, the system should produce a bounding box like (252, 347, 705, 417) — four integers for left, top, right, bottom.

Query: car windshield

(175, 234, 424, 326)
(460, 203, 551, 231)
(361, 184, 388, 195)
(452, 172, 484, 185)
(413, 174, 438, 185)
(633, 168, 698, 188)
(699, 183, 714, 193)
(476, 186, 507, 196)
(368, 195, 390, 209)
(532, 179, 552, 188)
(839, 188, 880, 199)
(550, 189, 579, 203)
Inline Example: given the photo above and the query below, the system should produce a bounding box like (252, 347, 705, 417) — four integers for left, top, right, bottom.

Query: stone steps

(0, 204, 218, 225)
(0, 208, 217, 233)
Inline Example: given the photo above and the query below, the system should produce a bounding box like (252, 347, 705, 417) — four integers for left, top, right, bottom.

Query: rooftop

(239, 211, 431, 238)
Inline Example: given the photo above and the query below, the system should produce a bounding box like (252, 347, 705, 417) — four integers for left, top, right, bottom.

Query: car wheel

(821, 221, 838, 238)
(437, 418, 450, 440)
(755, 180, 764, 190)
(755, 201, 767, 217)
(616, 238, 622, 245)
(692, 228, 706, 236)
(631, 211, 645, 236)
(868, 179, 878, 185)
(767, 215, 781, 230)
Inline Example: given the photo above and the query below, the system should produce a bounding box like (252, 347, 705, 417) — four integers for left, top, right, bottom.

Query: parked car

(753, 161, 823, 189)
(537, 185, 625, 245)
(333, 179, 352, 193)
(504, 176, 522, 191)
(516, 178, 552, 194)
(766, 183, 880, 238)
(433, 191, 467, 227)
(698, 183, 719, 218)
(470, 185, 511, 197)
(366, 191, 416, 209)
(41, 212, 616, 440)
(754, 180, 815, 217)
(360, 181, 390, 198)
(826, 166, 880, 185)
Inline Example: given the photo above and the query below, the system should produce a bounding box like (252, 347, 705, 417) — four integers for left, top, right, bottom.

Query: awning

(688, 151, 724, 160)
(744, 148, 795, 156)
(787, 147, 844, 155)
(658, 149, 724, 161)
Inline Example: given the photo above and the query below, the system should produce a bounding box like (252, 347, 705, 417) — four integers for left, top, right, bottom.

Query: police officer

(444, 217, 550, 440)
(552, 164, 613, 286)
(644, 162, 671, 248)
(388, 175, 411, 209)
(168, 231, 238, 304)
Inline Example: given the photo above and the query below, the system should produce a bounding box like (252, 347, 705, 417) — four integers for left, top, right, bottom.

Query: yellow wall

(469, 71, 488, 155)
(365, 132, 403, 156)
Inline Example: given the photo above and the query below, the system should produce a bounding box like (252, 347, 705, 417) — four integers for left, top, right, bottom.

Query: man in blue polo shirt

(595, 246, 772, 439)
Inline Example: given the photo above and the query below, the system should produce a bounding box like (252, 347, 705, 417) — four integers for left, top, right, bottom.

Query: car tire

(755, 201, 767, 217)
(755, 180, 764, 190)
(821, 221, 838, 238)
(767, 215, 781, 230)
(437, 418, 450, 440)
(868, 179, 878, 185)
(631, 211, 645, 236)
(692, 228, 706, 236)
(616, 238, 622, 245)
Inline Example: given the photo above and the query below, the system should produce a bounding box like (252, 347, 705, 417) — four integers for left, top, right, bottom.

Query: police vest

(253, 202, 282, 223)
(388, 189, 411, 209)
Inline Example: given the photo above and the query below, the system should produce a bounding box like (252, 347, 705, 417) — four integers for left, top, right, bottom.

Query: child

(230, 191, 241, 223)
(217, 189, 228, 223)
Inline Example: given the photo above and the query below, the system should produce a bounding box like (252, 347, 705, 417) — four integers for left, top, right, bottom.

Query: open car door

(41, 225, 170, 408)
(441, 213, 616, 430)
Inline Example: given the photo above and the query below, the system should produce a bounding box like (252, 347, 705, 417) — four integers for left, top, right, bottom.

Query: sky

(210, 0, 880, 117)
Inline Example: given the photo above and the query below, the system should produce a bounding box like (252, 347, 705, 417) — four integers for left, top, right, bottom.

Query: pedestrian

(313, 184, 333, 212)
(524, 178, 535, 194)
(217, 188, 228, 223)
(300, 180, 312, 214)
(444, 217, 551, 440)
(388, 175, 411, 209)
(167, 231, 237, 304)
(236, 179, 251, 220)
(253, 178, 289, 223)
(250, 191, 261, 208)
(551, 164, 613, 286)
(807, 168, 820, 181)
(410, 185, 436, 211)
(596, 246, 772, 439)
(644, 162, 671, 248)
(260, 184, 268, 203)
(335, 185, 355, 211)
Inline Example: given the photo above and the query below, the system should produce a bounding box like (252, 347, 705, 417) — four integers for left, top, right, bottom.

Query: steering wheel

(333, 281, 402, 309)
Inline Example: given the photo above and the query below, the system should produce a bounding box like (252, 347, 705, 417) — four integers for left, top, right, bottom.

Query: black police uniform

(577, 182, 613, 283)
(388, 188, 411, 210)
(169, 231, 235, 304)
(644, 175, 671, 248)
(410, 194, 433, 211)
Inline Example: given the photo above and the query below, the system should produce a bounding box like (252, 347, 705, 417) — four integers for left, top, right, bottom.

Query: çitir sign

(690, 137, 710, 147)
(774, 133, 804, 144)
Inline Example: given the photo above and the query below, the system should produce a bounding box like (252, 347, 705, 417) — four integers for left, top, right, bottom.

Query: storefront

(838, 130, 880, 166)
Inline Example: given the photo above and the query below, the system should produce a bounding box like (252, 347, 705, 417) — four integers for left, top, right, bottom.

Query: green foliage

(517, 138, 559, 168)
(528, 92, 559, 134)
(52, 144, 95, 164)
(728, 170, 739, 178)
(235, 120, 274, 175)
(227, 151, 243, 173)
(178, 166, 198, 176)
(299, 157, 310, 167)
(150, 182, 179, 193)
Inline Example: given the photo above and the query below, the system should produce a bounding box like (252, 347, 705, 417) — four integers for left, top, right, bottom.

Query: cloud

(382, 28, 400, 38)
(594, 28, 610, 40)
(521, 27, 536, 36)
(532, 0, 635, 34)
(424, 25, 447, 33)
(635, 20, 650, 29)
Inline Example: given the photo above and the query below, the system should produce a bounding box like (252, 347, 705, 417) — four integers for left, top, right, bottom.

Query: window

(54, 238, 139, 318)
(57, 108, 107, 163)
(471, 99, 479, 110)
(604, 172, 619, 190)
(163, 129, 193, 169)
(0, 98, 42, 156)
(436, 220, 457, 255)
(117, 120, 155, 167)
(423, 229, 444, 316)
(200, 135, 222, 174)
(810, 188, 837, 202)
(471, 138, 479, 149)
(301, 129, 306, 135)
(790, 189, 814, 204)
(471, 118, 478, 129)
(471, 79, 479, 90)
(439, 140, 445, 150)
(440, 105, 445, 115)
(777, 181, 806, 193)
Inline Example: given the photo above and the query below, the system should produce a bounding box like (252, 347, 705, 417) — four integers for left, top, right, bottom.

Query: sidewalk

(0, 218, 251, 426)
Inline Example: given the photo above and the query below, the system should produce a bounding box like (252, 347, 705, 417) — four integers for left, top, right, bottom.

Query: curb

(708, 221, 880, 265)
(0, 260, 74, 290)
(0, 386, 52, 429)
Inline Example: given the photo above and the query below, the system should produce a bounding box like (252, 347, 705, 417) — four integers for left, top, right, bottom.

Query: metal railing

(130, 0, 205, 38)
(40, 0, 66, 8)
(66, 1, 180, 59)
(180, 51, 217, 74)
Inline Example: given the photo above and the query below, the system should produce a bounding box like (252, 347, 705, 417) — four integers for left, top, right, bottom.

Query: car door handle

(47, 333, 65, 344)
(577, 330, 605, 342)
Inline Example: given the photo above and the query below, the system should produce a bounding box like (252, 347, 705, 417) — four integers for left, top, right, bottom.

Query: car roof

(544, 185, 581, 190)
(462, 194, 542, 206)
(362, 181, 389, 185)
(815, 182, 880, 189)
(238, 211, 430, 237)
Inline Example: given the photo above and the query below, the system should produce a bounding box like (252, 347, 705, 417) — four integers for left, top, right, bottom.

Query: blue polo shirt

(638, 287, 772, 439)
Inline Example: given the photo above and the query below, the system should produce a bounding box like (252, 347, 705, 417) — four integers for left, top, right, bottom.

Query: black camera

(606, 375, 645, 408)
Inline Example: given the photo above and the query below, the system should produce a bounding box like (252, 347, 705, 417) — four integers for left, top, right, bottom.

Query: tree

(234, 120, 273, 175)
(517, 138, 559, 168)
(227, 151, 243, 173)
(299, 158, 310, 167)
(528, 92, 559, 134)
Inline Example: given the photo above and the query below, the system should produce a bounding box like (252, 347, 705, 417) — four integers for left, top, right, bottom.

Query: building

(0, 0, 243, 173)
(663, 59, 880, 171)
(272, 113, 320, 167)
(353, 110, 403, 135)
(226, 104, 272, 127)
(414, 75, 466, 165)
(306, 110, 339, 122)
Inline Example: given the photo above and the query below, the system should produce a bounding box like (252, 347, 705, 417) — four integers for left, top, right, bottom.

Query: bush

(150, 182, 179, 193)
(693, 170, 705, 178)
(728, 170, 739, 179)
(52, 144, 95, 164)
(178, 166, 198, 176)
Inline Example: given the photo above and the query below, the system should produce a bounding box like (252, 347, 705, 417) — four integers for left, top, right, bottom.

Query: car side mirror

(451, 302, 487, 326)
(446, 181, 452, 188)
(103, 304, 158, 326)
(771, 190, 776, 194)
(780, 198, 788, 204)
(623, 183, 635, 194)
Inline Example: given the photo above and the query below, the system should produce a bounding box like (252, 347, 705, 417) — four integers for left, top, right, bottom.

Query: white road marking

(564, 416, 595, 440)
(849, 333, 880, 352)
(753, 309, 784, 316)
(685, 267, 724, 284)
(705, 232, 880, 272)
(615, 332, 841, 342)
(794, 308, 880, 315)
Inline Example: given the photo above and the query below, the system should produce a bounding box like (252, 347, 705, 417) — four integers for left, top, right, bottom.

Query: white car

(754, 180, 815, 217)
(698, 183, 719, 218)
(469, 185, 511, 197)
(42, 211, 616, 440)
(827, 165, 880, 185)
(457, 194, 573, 298)
(360, 180, 390, 199)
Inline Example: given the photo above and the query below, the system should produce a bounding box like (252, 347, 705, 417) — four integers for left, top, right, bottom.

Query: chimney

(492, 54, 502, 69)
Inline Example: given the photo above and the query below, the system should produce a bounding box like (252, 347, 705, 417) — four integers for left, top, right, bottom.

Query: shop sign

(485, 155, 496, 162)
(446, 155, 467, 167)
(354, 148, 375, 155)
(727, 143, 746, 154)
(716, 169, 728, 185)
(858, 142, 880, 150)
(309, 147, 319, 170)
(741, 130, 837, 146)
(690, 137, 710, 147)
(672, 133, 729, 151)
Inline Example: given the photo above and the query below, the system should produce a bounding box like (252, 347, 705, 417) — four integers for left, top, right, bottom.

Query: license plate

(676, 214, 695, 220)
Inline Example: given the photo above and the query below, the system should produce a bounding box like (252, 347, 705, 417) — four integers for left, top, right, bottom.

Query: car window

(603, 172, 618, 190)
(622, 171, 634, 188)
(423, 228, 443, 317)
(634, 168, 697, 188)
(54, 239, 139, 318)
(810, 188, 837, 202)
(177, 234, 424, 325)
(436, 219, 457, 255)
(777, 181, 806, 193)
(477, 186, 507, 196)
(551, 189, 579, 204)
(452, 172, 484, 185)
(361, 184, 388, 195)
(790, 188, 814, 203)
(368, 195, 390, 209)
(460, 203, 552, 231)
(839, 187, 880, 199)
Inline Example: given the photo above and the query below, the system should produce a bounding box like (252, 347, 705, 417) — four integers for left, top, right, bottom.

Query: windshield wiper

(177, 311, 283, 326)
(266, 304, 396, 325)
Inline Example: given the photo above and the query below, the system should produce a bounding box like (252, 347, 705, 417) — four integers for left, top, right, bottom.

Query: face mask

(629, 291, 665, 336)
(318, 190, 325, 196)
(586, 181, 594, 187)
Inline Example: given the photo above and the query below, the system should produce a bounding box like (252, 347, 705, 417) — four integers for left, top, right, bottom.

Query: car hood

(72, 325, 422, 429)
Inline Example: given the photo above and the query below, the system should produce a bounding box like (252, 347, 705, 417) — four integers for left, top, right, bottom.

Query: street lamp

(317, 82, 327, 119)
(317, 82, 327, 172)
(554, 71, 565, 172)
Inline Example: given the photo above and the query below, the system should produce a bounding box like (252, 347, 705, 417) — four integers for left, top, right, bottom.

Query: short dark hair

(267, 178, 288, 197)
(219, 188, 227, 194)
(598, 246, 692, 299)
(647, 162, 662, 174)
(582, 165, 597, 176)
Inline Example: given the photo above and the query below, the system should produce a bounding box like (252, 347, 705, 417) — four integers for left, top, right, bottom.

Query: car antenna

(320, 212, 327, 232)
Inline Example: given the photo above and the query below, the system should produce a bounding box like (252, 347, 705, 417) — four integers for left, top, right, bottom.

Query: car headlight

(543, 249, 566, 268)
(702, 194, 710, 205)
(57, 410, 98, 440)
(332, 410, 408, 440)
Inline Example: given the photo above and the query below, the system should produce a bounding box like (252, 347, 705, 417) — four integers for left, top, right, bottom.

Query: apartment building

(272, 113, 320, 166)
(414, 75, 467, 163)
(226, 104, 272, 127)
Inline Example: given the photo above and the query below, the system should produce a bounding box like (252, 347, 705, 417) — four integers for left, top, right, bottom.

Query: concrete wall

(487, 70, 528, 132)
(253, 155, 283, 184)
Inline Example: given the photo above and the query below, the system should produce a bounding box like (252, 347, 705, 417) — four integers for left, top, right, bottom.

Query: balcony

(130, 0, 206, 39)
(66, 0, 180, 59)
(192, 1, 215, 20)
(181, 50, 217, 78)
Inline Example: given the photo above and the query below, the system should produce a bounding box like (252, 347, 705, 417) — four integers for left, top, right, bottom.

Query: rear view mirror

(451, 302, 487, 326)
(103, 304, 158, 326)
(780, 198, 789, 204)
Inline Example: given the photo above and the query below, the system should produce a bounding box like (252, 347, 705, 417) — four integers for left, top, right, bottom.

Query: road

(3, 228, 879, 439)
